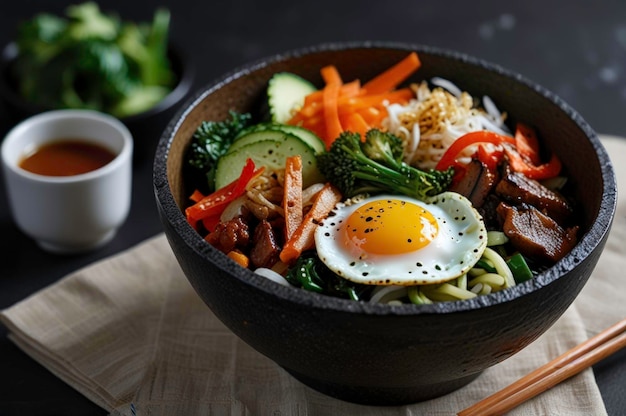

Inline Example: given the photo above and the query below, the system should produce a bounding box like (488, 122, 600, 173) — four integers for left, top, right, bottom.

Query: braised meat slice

(497, 202, 578, 263)
(250, 219, 281, 269)
(449, 159, 499, 208)
(496, 169, 574, 224)
(478, 194, 503, 230)
(205, 216, 250, 253)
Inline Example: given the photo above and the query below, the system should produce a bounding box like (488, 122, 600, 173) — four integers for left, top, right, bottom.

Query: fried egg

(314, 192, 487, 285)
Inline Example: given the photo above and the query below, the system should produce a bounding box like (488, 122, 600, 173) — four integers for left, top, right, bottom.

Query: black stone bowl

(0, 42, 195, 163)
(153, 42, 617, 405)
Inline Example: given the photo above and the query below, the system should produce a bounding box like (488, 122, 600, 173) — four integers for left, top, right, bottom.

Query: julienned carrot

(336, 79, 361, 98)
(337, 88, 414, 112)
(227, 250, 249, 268)
(323, 82, 343, 143)
(342, 112, 370, 138)
(362, 52, 421, 94)
(300, 87, 413, 118)
(321, 65, 342, 85)
(297, 116, 326, 142)
(321, 65, 344, 144)
(283, 155, 303, 242)
(291, 87, 411, 147)
(279, 183, 342, 264)
(358, 106, 385, 126)
(303, 80, 362, 106)
(286, 52, 422, 147)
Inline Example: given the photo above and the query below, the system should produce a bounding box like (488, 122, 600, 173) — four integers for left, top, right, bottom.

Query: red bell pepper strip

(476, 144, 505, 172)
(201, 214, 223, 234)
(185, 158, 264, 229)
(507, 122, 561, 179)
(435, 130, 515, 171)
(436, 126, 561, 182)
(503, 145, 562, 180)
(514, 122, 541, 165)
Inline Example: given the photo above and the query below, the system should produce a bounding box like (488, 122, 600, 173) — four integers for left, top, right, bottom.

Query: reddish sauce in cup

(19, 139, 116, 176)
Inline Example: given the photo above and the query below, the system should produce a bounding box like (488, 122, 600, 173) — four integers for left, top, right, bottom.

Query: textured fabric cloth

(2, 136, 624, 416)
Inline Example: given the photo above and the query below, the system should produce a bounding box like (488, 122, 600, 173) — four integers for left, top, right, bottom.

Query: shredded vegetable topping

(384, 81, 510, 169)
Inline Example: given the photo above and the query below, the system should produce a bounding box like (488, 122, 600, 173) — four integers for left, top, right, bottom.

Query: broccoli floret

(316, 129, 454, 200)
(360, 128, 405, 165)
(285, 252, 370, 301)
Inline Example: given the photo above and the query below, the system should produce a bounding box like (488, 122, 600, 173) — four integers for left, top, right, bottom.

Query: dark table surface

(1, 1, 625, 415)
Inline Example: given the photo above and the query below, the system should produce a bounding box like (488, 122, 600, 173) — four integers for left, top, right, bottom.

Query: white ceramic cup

(1, 109, 133, 254)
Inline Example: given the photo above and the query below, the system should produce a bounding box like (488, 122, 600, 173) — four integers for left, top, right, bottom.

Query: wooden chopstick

(458, 317, 626, 416)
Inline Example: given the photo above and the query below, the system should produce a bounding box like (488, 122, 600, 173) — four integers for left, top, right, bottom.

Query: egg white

(314, 192, 488, 285)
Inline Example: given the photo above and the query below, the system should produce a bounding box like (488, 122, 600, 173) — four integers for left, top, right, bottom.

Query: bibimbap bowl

(153, 42, 617, 405)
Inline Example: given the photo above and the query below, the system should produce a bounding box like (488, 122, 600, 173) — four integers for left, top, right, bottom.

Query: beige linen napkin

(2, 136, 625, 416)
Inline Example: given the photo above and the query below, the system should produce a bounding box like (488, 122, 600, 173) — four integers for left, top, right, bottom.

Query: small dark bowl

(153, 42, 617, 405)
(0, 42, 195, 163)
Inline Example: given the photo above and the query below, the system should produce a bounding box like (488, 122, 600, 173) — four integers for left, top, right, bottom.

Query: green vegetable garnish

(474, 259, 498, 274)
(285, 252, 369, 301)
(12, 2, 176, 117)
(507, 253, 534, 284)
(187, 111, 253, 192)
(316, 129, 454, 201)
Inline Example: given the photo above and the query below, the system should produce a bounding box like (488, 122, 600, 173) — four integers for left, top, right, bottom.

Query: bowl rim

(154, 40, 618, 316)
(0, 41, 195, 122)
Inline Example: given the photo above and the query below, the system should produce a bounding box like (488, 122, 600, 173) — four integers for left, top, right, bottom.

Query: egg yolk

(344, 199, 439, 255)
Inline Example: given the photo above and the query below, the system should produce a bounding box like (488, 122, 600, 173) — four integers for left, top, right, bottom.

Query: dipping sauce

(19, 139, 116, 176)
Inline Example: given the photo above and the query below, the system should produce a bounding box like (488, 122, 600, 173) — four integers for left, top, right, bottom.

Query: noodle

(482, 247, 516, 288)
(370, 285, 408, 304)
(420, 283, 477, 302)
(407, 286, 433, 304)
(468, 273, 506, 289)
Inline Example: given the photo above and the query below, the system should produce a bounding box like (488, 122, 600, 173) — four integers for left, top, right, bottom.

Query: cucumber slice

(234, 123, 326, 154)
(227, 129, 304, 155)
(267, 72, 317, 123)
(214, 136, 325, 190)
(277, 125, 325, 154)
